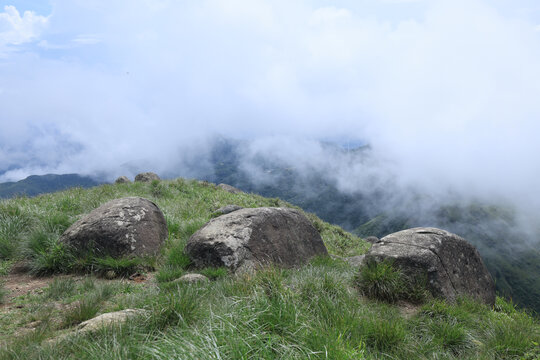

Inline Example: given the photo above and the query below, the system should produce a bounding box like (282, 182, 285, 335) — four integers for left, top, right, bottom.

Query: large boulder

(186, 207, 328, 272)
(60, 197, 168, 257)
(365, 227, 495, 305)
(135, 172, 160, 182)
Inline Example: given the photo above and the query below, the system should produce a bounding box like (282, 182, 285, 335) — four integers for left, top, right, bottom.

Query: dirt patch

(2, 273, 55, 302)
(2, 271, 156, 305)
(397, 301, 421, 319)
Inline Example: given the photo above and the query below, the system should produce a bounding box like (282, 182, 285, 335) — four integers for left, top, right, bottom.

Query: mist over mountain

(184, 137, 540, 313)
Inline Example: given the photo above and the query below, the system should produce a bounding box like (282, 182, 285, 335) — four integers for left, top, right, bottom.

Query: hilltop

(0, 178, 538, 359)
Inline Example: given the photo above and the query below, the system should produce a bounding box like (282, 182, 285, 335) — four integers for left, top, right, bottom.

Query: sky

(2, 0, 540, 214)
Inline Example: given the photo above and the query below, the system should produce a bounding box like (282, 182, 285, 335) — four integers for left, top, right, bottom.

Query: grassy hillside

(0, 179, 539, 359)
(0, 174, 100, 199)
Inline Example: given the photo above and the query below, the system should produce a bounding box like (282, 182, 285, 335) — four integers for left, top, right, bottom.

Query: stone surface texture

(60, 197, 167, 257)
(77, 309, 146, 333)
(365, 227, 495, 305)
(186, 207, 328, 272)
(174, 273, 210, 284)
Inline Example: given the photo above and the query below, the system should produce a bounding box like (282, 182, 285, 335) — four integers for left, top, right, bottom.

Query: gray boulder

(365, 227, 495, 305)
(214, 205, 243, 215)
(186, 207, 328, 272)
(115, 176, 131, 184)
(60, 197, 168, 257)
(135, 172, 160, 182)
(217, 183, 243, 194)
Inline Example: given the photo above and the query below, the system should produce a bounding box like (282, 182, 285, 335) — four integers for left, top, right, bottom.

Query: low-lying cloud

(1, 0, 540, 223)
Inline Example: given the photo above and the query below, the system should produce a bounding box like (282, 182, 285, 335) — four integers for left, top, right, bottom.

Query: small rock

(217, 183, 243, 194)
(115, 176, 131, 184)
(77, 309, 147, 333)
(174, 273, 209, 284)
(135, 172, 160, 182)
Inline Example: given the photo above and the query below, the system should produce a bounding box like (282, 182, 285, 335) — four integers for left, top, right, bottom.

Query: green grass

(355, 259, 431, 304)
(0, 282, 6, 304)
(0, 178, 538, 359)
(44, 278, 77, 300)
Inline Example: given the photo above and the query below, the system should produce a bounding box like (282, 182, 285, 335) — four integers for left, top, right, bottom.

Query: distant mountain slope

(198, 138, 540, 313)
(0, 174, 101, 199)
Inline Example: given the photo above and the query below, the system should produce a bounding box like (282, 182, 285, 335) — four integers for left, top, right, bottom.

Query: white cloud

(1, 0, 540, 215)
(0, 5, 48, 54)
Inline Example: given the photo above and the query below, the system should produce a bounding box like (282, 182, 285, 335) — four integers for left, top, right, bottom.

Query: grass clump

(199, 267, 228, 280)
(61, 283, 116, 328)
(44, 278, 77, 300)
(92, 256, 154, 278)
(355, 259, 404, 303)
(355, 259, 430, 304)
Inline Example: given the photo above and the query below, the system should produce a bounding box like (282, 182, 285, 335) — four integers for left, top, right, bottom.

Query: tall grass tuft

(355, 259, 404, 303)
(44, 278, 77, 300)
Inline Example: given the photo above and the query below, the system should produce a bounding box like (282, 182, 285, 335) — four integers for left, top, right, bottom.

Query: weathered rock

(345, 255, 365, 267)
(365, 227, 495, 305)
(217, 183, 243, 194)
(77, 309, 146, 333)
(115, 176, 131, 184)
(214, 205, 243, 215)
(186, 207, 328, 272)
(135, 172, 160, 182)
(174, 273, 210, 284)
(364, 236, 379, 244)
(60, 197, 168, 257)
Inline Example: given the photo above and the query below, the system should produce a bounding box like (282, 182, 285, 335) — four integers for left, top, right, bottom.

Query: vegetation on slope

(0, 179, 538, 359)
(0, 174, 100, 199)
